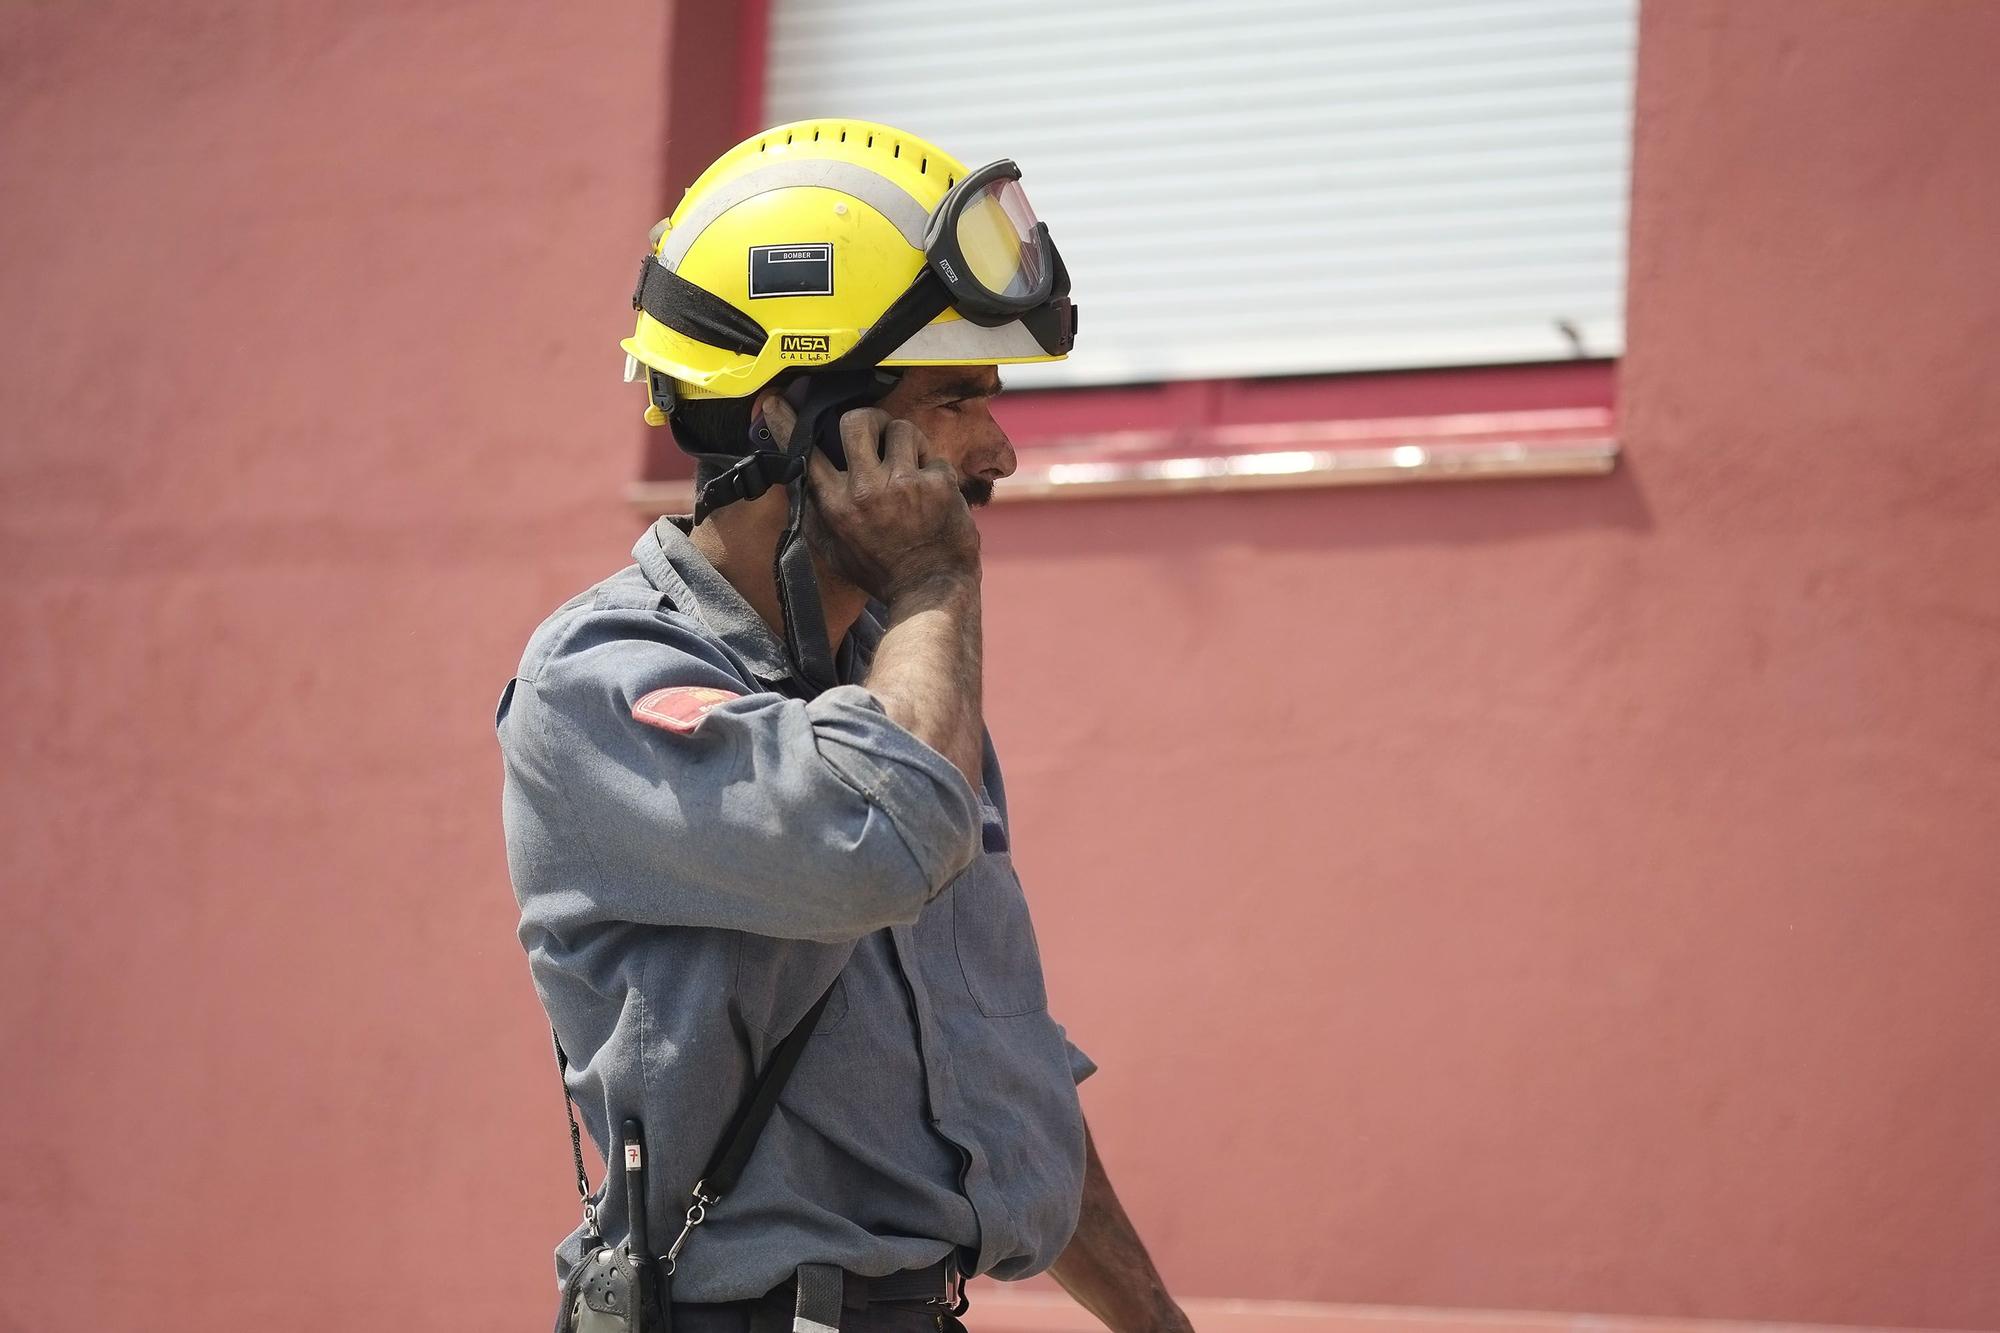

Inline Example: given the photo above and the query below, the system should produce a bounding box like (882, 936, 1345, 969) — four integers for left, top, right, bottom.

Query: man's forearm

(865, 571, 984, 791)
(1050, 1120, 1191, 1333)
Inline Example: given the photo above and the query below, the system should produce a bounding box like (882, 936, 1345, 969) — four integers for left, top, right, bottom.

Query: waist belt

(838, 1257, 962, 1307)
(672, 1259, 965, 1333)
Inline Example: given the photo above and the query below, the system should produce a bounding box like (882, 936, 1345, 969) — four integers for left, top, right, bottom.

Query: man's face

(876, 364, 1017, 507)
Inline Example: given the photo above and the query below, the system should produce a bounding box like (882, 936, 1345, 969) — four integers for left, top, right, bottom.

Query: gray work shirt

(497, 517, 1092, 1303)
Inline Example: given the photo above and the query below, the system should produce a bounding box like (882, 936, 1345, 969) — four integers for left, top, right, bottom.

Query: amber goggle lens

(953, 177, 1046, 303)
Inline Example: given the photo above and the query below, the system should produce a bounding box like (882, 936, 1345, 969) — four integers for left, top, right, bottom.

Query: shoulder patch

(632, 686, 742, 735)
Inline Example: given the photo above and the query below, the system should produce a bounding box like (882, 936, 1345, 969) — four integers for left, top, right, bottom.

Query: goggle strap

(832, 269, 955, 374)
(1016, 297, 1077, 358)
(633, 255, 769, 358)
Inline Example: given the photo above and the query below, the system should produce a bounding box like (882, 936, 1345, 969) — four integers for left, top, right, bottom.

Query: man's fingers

(758, 394, 797, 451)
(913, 426, 945, 467)
(882, 419, 921, 475)
(806, 450, 856, 520)
(921, 456, 967, 499)
(805, 448, 844, 503)
(838, 408, 889, 476)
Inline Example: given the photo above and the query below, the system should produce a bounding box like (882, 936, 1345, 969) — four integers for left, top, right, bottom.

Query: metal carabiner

(661, 1181, 715, 1276)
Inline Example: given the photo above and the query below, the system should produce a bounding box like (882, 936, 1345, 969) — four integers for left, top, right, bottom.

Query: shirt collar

(632, 517, 882, 692)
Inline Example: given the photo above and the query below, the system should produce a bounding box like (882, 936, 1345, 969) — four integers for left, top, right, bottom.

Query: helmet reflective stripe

(657, 159, 931, 268)
(887, 315, 1047, 363)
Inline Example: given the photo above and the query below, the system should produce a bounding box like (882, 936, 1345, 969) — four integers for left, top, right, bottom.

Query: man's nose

(974, 427, 1018, 482)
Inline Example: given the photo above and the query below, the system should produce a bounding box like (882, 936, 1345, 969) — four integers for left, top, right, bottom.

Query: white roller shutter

(764, 0, 1636, 388)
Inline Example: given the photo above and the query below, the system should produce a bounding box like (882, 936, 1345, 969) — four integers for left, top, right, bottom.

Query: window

(629, 0, 1630, 511)
(764, 0, 1637, 388)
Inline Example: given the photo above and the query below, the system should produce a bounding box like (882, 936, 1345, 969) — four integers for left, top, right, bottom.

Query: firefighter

(499, 120, 1190, 1333)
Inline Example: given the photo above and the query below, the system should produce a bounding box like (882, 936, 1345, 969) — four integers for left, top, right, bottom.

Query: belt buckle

(927, 1257, 968, 1317)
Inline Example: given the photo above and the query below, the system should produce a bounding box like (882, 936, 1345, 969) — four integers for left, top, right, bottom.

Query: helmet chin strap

(770, 367, 901, 695)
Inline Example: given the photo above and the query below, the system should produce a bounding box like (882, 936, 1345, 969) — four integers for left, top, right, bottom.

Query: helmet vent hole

(839, 130, 847, 142)
(919, 157, 927, 174)
(785, 133, 793, 144)
(813, 129, 820, 140)
(866, 135, 874, 147)
(892, 143, 900, 158)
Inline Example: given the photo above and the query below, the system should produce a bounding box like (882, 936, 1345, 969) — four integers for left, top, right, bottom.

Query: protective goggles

(837, 158, 1074, 365)
(634, 158, 1075, 366)
(926, 160, 1069, 325)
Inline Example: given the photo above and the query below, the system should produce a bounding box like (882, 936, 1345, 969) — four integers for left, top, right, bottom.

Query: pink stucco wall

(0, 4, 672, 1327)
(2, 3, 1996, 1330)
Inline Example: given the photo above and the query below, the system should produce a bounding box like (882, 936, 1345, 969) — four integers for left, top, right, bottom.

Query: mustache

(960, 477, 994, 507)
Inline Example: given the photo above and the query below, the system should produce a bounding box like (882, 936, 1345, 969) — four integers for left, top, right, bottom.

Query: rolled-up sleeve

(807, 686, 984, 896)
(499, 606, 982, 941)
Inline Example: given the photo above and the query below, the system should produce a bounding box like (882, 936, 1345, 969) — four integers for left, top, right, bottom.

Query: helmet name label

(748, 243, 834, 299)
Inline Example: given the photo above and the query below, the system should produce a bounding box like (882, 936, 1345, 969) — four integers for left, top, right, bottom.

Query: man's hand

(758, 396, 987, 793)
(789, 402, 981, 602)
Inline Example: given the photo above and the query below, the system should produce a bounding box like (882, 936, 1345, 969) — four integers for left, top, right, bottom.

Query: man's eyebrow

(924, 374, 1005, 402)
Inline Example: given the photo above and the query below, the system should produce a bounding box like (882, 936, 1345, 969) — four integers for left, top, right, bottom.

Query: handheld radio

(562, 1120, 665, 1333)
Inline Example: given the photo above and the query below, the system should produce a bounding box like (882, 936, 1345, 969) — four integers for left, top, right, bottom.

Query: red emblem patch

(631, 686, 742, 735)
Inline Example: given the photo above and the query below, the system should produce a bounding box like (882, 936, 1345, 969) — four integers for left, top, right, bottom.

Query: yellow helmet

(623, 118, 1075, 414)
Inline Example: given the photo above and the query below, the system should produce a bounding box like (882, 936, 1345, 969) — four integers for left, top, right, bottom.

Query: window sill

(625, 407, 1616, 517)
